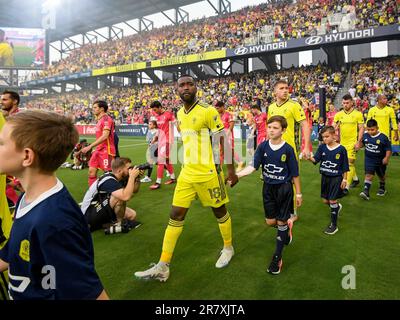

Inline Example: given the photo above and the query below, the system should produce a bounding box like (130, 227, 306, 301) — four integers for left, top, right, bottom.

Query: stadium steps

(334, 66, 353, 109)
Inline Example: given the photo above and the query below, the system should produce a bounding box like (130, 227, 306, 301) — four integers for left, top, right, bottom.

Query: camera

(131, 163, 152, 171)
(104, 220, 142, 235)
(104, 223, 130, 235)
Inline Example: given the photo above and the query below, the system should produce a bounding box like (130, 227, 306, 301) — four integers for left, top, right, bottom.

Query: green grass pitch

(12, 45, 35, 66)
(56, 136, 400, 300)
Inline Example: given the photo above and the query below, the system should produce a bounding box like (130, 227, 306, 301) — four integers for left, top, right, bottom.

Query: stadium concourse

(1, 0, 400, 303)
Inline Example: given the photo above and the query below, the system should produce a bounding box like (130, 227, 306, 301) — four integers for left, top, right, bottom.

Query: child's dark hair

(366, 119, 378, 128)
(149, 120, 158, 128)
(267, 115, 287, 129)
(320, 125, 336, 135)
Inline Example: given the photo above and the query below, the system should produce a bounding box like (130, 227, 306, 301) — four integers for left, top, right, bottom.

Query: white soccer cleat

(134, 263, 170, 282)
(215, 247, 234, 268)
(140, 176, 152, 183)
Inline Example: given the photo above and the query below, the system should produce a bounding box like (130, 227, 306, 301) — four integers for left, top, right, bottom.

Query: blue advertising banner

(116, 125, 149, 137)
(227, 24, 399, 58)
(23, 70, 92, 86)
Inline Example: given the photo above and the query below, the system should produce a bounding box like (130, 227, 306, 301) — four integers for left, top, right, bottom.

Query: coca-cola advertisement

(75, 125, 96, 135)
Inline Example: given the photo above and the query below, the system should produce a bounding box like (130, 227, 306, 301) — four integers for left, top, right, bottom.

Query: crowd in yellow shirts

(32, 0, 398, 79)
(25, 63, 342, 124)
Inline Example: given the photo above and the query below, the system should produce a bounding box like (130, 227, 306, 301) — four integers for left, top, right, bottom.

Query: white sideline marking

(119, 142, 149, 148)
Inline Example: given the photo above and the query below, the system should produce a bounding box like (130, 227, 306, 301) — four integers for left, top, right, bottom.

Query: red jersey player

(1, 90, 20, 117)
(149, 101, 176, 190)
(251, 104, 268, 146)
(215, 101, 244, 170)
(81, 100, 116, 186)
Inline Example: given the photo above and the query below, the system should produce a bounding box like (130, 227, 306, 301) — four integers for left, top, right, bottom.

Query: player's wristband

(296, 193, 302, 198)
(342, 179, 347, 182)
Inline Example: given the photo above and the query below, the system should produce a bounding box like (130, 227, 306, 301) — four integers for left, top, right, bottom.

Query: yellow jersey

(268, 99, 306, 153)
(0, 42, 14, 67)
(366, 106, 397, 139)
(177, 100, 224, 183)
(0, 112, 12, 249)
(334, 109, 364, 146)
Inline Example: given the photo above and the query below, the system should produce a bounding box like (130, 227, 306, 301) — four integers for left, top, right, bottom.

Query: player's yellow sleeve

(333, 112, 340, 124)
(0, 113, 12, 249)
(389, 108, 397, 131)
(356, 111, 364, 124)
(366, 108, 373, 122)
(292, 102, 306, 123)
(207, 106, 224, 134)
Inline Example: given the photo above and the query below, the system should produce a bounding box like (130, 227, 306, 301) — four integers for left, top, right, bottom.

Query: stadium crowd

(350, 57, 400, 117)
(33, 0, 398, 79)
(25, 63, 343, 124)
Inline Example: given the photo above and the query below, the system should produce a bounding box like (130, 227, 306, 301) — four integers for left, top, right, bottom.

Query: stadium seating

(32, 0, 398, 80)
(25, 63, 343, 123)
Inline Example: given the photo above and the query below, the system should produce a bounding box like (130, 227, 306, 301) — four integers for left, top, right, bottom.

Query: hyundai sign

(228, 24, 399, 58)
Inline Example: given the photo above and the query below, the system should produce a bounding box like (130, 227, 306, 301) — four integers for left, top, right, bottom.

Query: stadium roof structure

(0, 0, 205, 42)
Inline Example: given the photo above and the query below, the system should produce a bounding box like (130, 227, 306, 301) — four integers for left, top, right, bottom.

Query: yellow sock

(217, 212, 232, 247)
(347, 163, 355, 187)
(160, 219, 184, 264)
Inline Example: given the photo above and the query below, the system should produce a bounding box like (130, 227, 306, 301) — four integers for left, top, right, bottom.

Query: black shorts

(321, 175, 344, 201)
(84, 200, 117, 232)
(365, 164, 387, 178)
(262, 181, 293, 221)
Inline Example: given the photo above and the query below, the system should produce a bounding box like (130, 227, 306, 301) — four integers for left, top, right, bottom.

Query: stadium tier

(23, 57, 399, 126)
(29, 0, 398, 80)
(24, 63, 344, 123)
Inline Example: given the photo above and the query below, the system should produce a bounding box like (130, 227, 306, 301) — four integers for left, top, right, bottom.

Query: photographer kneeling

(81, 157, 142, 234)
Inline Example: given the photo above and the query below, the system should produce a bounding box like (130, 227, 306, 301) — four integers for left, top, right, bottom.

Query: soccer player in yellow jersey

(135, 75, 239, 282)
(0, 30, 14, 67)
(367, 95, 398, 142)
(268, 80, 311, 158)
(268, 80, 311, 222)
(0, 112, 12, 249)
(334, 94, 364, 194)
(0, 111, 11, 297)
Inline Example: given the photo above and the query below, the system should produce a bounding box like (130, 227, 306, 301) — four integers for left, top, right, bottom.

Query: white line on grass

(119, 142, 149, 148)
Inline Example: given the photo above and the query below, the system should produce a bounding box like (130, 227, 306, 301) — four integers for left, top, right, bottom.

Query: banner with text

(151, 50, 226, 68)
(227, 24, 399, 58)
(75, 125, 96, 135)
(92, 62, 147, 76)
(76, 124, 149, 137)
